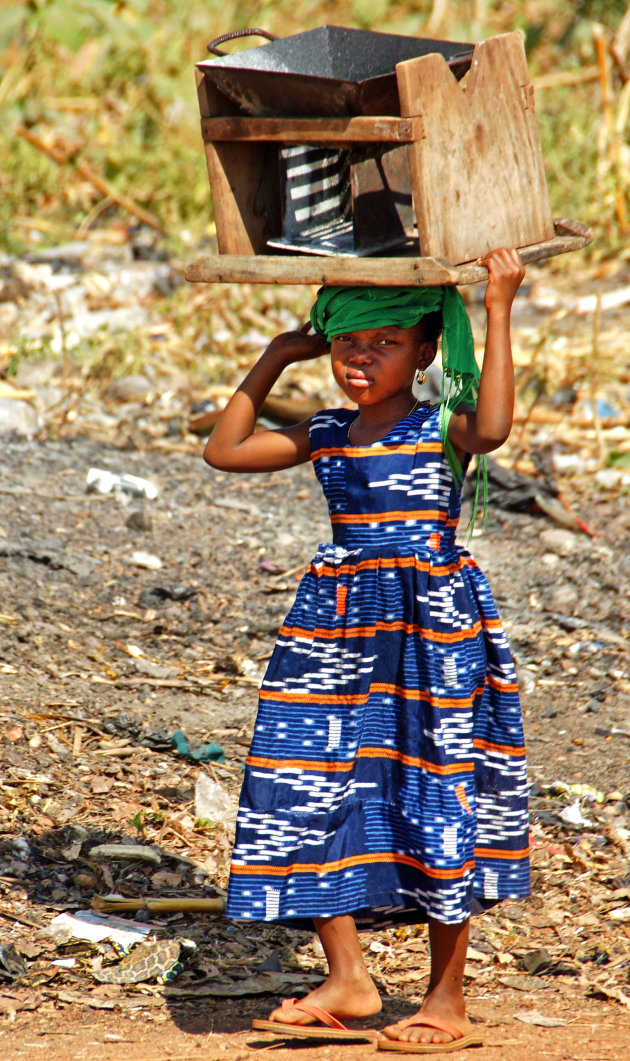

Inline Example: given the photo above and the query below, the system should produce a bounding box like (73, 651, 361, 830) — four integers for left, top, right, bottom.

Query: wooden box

(186, 31, 591, 287)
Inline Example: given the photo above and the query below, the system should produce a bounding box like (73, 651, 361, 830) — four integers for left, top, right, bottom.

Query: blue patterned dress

(226, 403, 530, 927)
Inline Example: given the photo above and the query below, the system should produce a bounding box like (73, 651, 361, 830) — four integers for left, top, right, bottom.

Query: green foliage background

(0, 0, 628, 254)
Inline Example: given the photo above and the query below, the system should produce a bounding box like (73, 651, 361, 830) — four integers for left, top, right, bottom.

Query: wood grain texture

(197, 72, 280, 254)
(183, 221, 592, 287)
(200, 116, 418, 143)
(396, 32, 555, 264)
(184, 254, 462, 286)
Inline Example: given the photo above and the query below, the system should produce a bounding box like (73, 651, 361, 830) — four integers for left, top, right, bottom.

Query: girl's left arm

(448, 248, 524, 456)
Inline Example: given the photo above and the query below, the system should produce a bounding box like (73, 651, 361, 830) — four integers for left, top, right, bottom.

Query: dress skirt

(226, 405, 530, 927)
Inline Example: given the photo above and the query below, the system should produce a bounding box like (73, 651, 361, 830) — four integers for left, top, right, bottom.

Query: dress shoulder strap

(309, 408, 354, 456)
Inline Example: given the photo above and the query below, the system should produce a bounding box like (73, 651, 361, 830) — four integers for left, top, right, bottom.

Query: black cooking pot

(197, 25, 474, 117)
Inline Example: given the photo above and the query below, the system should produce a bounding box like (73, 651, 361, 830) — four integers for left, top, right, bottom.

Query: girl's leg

(382, 917, 473, 1045)
(268, 914, 382, 1025)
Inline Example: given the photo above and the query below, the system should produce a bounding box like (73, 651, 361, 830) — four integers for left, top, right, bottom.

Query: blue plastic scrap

(170, 729, 225, 763)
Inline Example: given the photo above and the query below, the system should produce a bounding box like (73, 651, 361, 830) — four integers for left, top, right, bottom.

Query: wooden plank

(184, 254, 462, 287)
(452, 222, 594, 283)
(196, 71, 280, 255)
(396, 32, 555, 264)
(200, 116, 418, 143)
(183, 221, 592, 288)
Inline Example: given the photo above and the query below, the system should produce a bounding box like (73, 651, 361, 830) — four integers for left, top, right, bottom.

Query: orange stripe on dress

(311, 443, 443, 460)
(231, 851, 476, 880)
(331, 509, 448, 524)
(310, 555, 477, 579)
(486, 675, 519, 693)
(473, 737, 526, 757)
(258, 681, 485, 710)
(247, 748, 475, 777)
(428, 531, 442, 550)
(474, 846, 530, 860)
(455, 783, 473, 815)
(279, 619, 484, 644)
(336, 584, 348, 616)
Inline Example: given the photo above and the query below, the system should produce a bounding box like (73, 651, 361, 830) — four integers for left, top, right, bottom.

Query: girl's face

(330, 323, 435, 407)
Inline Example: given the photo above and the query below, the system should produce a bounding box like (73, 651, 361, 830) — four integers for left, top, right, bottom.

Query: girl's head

(310, 284, 477, 407)
(311, 284, 480, 490)
(327, 319, 439, 408)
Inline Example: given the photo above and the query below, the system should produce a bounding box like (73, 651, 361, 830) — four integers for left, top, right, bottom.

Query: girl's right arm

(203, 327, 329, 473)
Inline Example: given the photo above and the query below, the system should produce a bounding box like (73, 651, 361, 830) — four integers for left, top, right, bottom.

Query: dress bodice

(310, 403, 464, 553)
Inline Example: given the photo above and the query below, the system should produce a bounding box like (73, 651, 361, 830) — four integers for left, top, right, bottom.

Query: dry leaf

(514, 1009, 567, 1027)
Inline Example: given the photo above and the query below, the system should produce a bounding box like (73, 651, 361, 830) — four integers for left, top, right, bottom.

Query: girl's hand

(203, 323, 328, 474)
(265, 323, 329, 366)
(479, 248, 524, 315)
(448, 247, 523, 459)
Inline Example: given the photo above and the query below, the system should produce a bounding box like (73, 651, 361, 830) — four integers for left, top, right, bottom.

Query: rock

(0, 397, 39, 437)
(126, 508, 153, 532)
(595, 468, 630, 489)
(547, 584, 579, 614)
(539, 528, 578, 556)
(104, 375, 154, 403)
(518, 668, 537, 695)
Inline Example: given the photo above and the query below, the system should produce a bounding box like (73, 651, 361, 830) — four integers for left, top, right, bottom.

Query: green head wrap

(310, 284, 487, 532)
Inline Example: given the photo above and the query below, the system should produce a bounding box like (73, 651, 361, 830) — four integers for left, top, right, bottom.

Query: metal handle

(207, 29, 277, 57)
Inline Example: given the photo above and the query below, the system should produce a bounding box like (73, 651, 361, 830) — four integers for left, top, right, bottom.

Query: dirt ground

(1, 251, 630, 1059)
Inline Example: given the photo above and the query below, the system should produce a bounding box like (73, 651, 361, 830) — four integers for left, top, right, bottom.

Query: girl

(204, 248, 528, 1053)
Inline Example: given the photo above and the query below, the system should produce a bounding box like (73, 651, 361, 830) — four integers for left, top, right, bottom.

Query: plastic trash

(48, 910, 151, 950)
(195, 773, 237, 825)
(130, 550, 163, 570)
(559, 799, 593, 828)
(86, 467, 158, 500)
(171, 730, 224, 763)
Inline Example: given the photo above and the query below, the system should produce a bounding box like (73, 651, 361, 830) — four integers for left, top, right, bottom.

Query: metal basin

(197, 25, 473, 117)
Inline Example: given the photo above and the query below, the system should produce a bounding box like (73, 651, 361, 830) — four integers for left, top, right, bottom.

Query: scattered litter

(559, 799, 594, 828)
(88, 844, 162, 865)
(48, 910, 151, 950)
(129, 550, 163, 570)
(86, 467, 159, 500)
(195, 773, 238, 824)
(546, 781, 606, 803)
(608, 907, 630, 922)
(138, 584, 198, 606)
(595, 468, 630, 489)
(514, 1010, 568, 1027)
(171, 730, 225, 764)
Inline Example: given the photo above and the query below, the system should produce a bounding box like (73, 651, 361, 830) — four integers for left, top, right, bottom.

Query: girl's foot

(382, 998, 474, 1046)
(268, 975, 382, 1027)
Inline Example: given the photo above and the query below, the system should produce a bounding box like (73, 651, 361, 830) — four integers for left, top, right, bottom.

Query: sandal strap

(281, 997, 347, 1031)
(395, 1015, 463, 1041)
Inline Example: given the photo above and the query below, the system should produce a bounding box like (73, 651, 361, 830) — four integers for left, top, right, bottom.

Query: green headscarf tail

(310, 284, 487, 535)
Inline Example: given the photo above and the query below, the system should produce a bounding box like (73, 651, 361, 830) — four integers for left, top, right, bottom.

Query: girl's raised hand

(265, 322, 329, 365)
(479, 248, 524, 315)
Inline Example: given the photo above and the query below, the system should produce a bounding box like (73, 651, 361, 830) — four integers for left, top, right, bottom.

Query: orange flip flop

(252, 997, 376, 1041)
(378, 1015, 483, 1053)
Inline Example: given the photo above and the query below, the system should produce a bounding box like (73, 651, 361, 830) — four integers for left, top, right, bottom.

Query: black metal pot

(198, 25, 473, 117)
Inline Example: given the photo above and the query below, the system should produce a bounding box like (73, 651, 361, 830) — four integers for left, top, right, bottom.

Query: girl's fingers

(477, 247, 523, 271)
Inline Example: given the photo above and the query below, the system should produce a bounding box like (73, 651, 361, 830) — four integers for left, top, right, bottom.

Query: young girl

(204, 249, 528, 1053)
